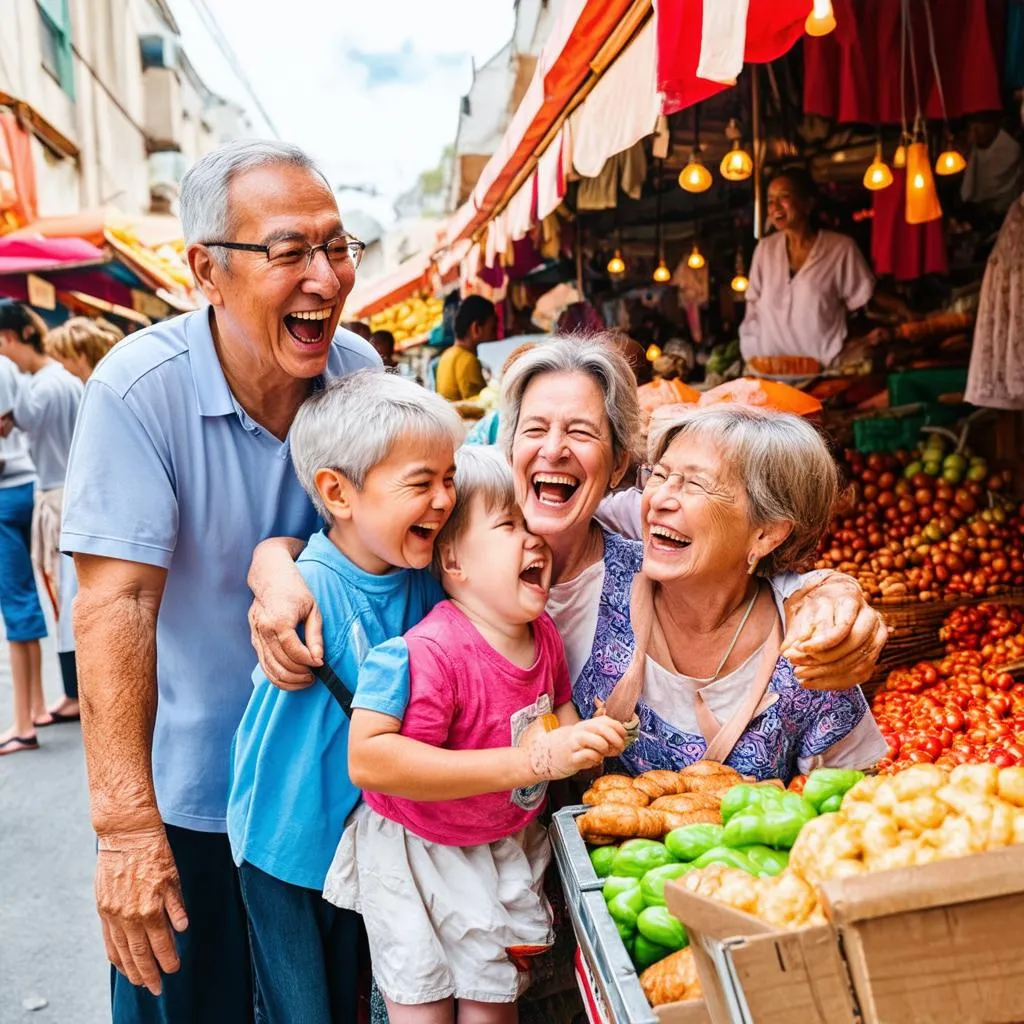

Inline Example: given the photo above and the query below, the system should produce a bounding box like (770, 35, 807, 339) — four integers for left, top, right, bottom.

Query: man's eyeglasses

(202, 235, 366, 273)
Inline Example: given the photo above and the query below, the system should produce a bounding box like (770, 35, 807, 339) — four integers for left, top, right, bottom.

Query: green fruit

(636, 906, 688, 951)
(611, 839, 675, 878)
(967, 464, 988, 482)
(632, 934, 674, 971)
(904, 461, 923, 479)
(614, 918, 636, 943)
(923, 461, 942, 476)
(640, 863, 693, 907)
(603, 875, 640, 903)
(608, 886, 645, 930)
(942, 468, 963, 485)
(589, 846, 619, 878)
(664, 824, 725, 861)
(943, 453, 967, 473)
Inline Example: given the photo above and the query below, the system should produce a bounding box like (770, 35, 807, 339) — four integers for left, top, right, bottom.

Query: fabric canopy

(0, 235, 105, 274)
(346, 253, 434, 319)
(656, 0, 809, 115)
(803, 0, 1003, 125)
(447, 0, 640, 245)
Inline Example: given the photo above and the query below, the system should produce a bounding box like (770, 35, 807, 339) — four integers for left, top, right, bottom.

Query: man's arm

(75, 553, 187, 997)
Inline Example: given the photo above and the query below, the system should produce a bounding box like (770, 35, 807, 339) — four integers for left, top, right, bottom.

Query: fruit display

(814, 432, 1023, 603)
(367, 292, 443, 347)
(638, 947, 703, 1008)
(871, 602, 1024, 772)
(583, 768, 861, 985)
(678, 763, 1024, 928)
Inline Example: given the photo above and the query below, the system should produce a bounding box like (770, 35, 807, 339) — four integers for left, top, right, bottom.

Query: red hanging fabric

(657, 0, 809, 116)
(0, 112, 39, 233)
(803, 0, 1002, 125)
(871, 167, 949, 280)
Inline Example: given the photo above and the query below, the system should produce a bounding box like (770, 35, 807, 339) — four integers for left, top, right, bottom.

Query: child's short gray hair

(434, 446, 518, 568)
(291, 369, 462, 523)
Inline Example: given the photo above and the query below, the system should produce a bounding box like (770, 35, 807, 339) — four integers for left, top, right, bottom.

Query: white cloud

(167, 0, 515, 221)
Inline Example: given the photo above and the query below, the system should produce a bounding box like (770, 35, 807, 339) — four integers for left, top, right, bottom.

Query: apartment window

(37, 0, 75, 98)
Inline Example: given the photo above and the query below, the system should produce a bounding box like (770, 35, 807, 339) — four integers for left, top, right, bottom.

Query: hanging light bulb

(731, 249, 749, 294)
(646, 344, 663, 362)
(678, 150, 712, 193)
(893, 139, 908, 169)
(607, 249, 626, 275)
(652, 260, 671, 284)
(905, 141, 942, 224)
(863, 141, 893, 191)
(720, 140, 753, 182)
(686, 241, 706, 270)
(805, 0, 837, 36)
(935, 135, 966, 176)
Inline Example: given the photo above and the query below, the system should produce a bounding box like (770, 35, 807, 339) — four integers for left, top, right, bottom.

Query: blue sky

(167, 0, 515, 223)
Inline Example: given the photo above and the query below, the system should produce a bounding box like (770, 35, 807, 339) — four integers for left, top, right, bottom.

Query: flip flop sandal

(35, 710, 81, 728)
(0, 735, 40, 756)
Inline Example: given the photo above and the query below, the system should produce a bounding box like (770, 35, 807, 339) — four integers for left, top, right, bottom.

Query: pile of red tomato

(872, 603, 1024, 772)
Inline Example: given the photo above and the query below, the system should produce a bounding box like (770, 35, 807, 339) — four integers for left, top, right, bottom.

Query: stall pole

(751, 65, 763, 241)
(575, 222, 584, 298)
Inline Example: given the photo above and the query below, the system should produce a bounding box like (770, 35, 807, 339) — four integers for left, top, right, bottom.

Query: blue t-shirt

(60, 309, 380, 832)
(227, 529, 443, 890)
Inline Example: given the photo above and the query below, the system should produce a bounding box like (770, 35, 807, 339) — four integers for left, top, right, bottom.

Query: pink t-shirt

(364, 601, 572, 846)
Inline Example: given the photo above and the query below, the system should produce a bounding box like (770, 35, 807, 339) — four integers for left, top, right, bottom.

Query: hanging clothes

(803, 0, 1002, 125)
(696, 0, 751, 85)
(871, 167, 949, 281)
(966, 198, 1024, 410)
(961, 130, 1023, 216)
(575, 143, 648, 211)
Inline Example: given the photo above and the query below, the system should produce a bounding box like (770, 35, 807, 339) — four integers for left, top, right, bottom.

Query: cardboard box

(666, 844, 1024, 1024)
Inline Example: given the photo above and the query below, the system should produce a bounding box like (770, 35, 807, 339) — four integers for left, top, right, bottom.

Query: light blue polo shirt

(227, 530, 443, 890)
(60, 309, 380, 833)
(11, 360, 83, 491)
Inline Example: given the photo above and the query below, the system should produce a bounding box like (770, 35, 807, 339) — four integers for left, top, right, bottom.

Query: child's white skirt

(324, 802, 554, 1005)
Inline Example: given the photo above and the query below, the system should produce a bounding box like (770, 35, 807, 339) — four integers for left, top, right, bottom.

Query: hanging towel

(696, 0, 751, 84)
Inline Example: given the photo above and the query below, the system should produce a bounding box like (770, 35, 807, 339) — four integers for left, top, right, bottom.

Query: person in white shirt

(739, 168, 907, 368)
(0, 301, 84, 728)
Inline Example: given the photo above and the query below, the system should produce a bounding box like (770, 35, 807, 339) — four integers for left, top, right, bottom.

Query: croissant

(585, 833, 619, 846)
(649, 793, 721, 814)
(640, 947, 702, 1006)
(582, 786, 650, 807)
(678, 761, 744, 794)
(633, 769, 685, 799)
(658, 808, 722, 832)
(577, 805, 667, 841)
(588, 773, 635, 792)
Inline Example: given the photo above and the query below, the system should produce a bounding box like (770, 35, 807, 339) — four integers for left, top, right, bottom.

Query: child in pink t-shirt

(324, 447, 626, 1021)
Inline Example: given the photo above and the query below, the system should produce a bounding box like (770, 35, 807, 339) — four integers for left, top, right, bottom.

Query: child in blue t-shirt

(226, 370, 464, 1023)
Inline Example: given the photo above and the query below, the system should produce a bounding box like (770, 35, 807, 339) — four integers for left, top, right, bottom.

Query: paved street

(0, 630, 108, 1024)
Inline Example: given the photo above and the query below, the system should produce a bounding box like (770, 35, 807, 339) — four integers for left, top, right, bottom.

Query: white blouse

(739, 230, 875, 368)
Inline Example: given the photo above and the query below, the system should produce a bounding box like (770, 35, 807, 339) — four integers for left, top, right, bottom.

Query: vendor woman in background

(739, 167, 909, 368)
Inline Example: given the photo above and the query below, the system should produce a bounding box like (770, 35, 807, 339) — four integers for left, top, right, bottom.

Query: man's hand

(247, 538, 321, 690)
(526, 718, 627, 780)
(95, 827, 189, 996)
(782, 575, 888, 690)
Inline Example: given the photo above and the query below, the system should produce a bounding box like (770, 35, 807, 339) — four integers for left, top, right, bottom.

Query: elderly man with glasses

(60, 141, 379, 1024)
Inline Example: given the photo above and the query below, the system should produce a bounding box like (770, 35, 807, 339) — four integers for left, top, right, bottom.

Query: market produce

(636, 905, 687, 951)
(664, 823, 724, 862)
(815, 439, 1023, 603)
(639, 947, 703, 1007)
(801, 768, 866, 813)
(705, 339, 741, 378)
(633, 934, 675, 971)
(640, 863, 693, 906)
(611, 838, 676, 878)
(680, 764, 1024, 929)
(745, 354, 822, 377)
(720, 789, 818, 849)
(367, 292, 443, 346)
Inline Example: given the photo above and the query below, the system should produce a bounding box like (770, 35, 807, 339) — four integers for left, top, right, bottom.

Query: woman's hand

(247, 537, 322, 690)
(781, 574, 887, 690)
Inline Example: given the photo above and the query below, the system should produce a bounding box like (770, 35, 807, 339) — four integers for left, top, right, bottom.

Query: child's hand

(527, 718, 628, 780)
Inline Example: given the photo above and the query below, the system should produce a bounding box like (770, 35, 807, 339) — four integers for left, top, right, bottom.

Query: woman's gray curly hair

(648, 405, 839, 576)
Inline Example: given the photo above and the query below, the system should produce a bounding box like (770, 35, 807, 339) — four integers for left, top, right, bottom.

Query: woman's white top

(11, 362, 83, 491)
(738, 230, 875, 367)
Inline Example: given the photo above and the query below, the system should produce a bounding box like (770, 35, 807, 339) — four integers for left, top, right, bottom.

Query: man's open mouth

(284, 307, 334, 346)
(409, 522, 439, 540)
(649, 524, 692, 551)
(519, 558, 546, 588)
(532, 473, 580, 508)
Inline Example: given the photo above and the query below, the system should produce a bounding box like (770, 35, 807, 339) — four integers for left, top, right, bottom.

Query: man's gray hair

(498, 334, 643, 464)
(648, 405, 839, 576)
(180, 140, 328, 262)
(291, 370, 462, 524)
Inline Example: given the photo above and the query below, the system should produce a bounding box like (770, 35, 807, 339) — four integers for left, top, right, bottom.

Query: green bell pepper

(722, 792, 817, 850)
(691, 845, 757, 873)
(610, 839, 675, 878)
(739, 845, 790, 876)
(636, 906, 688, 951)
(614, 917, 636, 944)
(603, 875, 640, 903)
(632, 934, 674, 971)
(664, 823, 724, 862)
(719, 783, 785, 823)
(819, 793, 844, 814)
(639, 863, 693, 907)
(608, 885, 646, 930)
(589, 845, 619, 878)
(802, 768, 864, 813)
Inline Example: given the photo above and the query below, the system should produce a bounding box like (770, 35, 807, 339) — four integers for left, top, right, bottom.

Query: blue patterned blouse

(571, 530, 873, 783)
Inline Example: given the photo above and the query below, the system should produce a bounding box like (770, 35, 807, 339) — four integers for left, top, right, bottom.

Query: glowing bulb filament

(646, 344, 662, 362)
(805, 0, 836, 36)
(687, 245, 705, 270)
(935, 148, 966, 175)
(731, 274, 749, 294)
(652, 261, 671, 284)
(678, 153, 712, 193)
